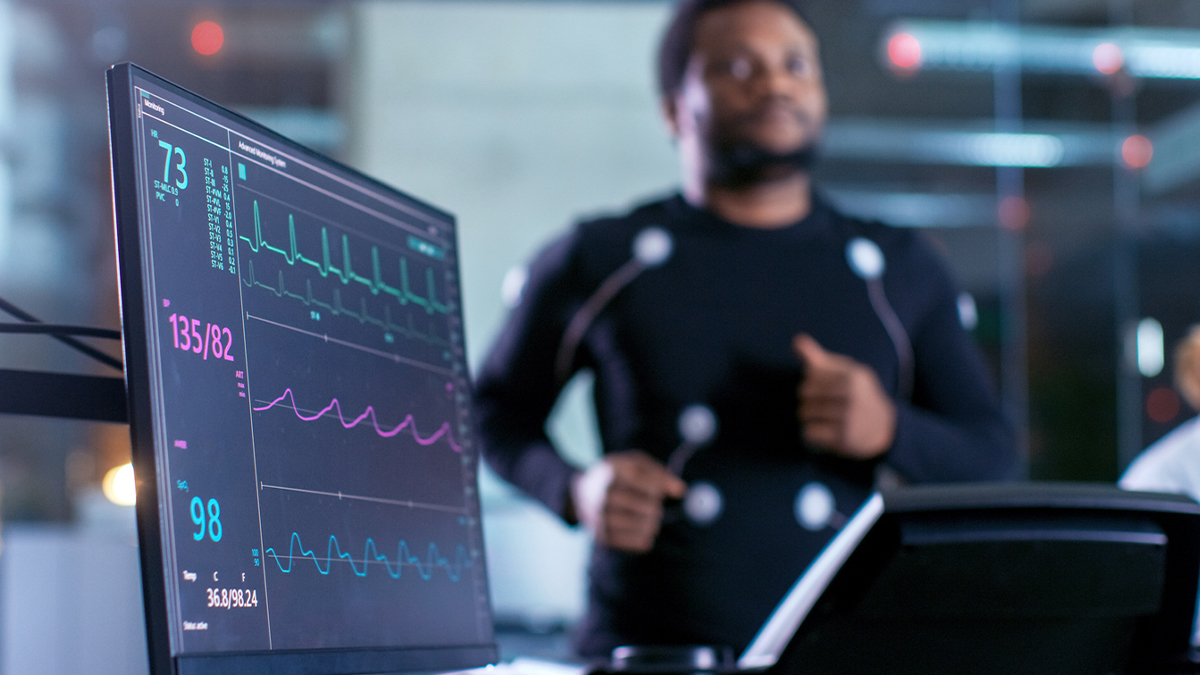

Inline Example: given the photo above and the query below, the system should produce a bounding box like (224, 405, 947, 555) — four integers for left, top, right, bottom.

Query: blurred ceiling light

(885, 21, 1200, 79)
(824, 189, 995, 228)
(888, 33, 922, 70)
(1122, 134, 1154, 169)
(102, 463, 136, 506)
(191, 20, 225, 57)
(825, 118, 1110, 168)
(1092, 42, 1123, 74)
(963, 132, 1064, 167)
(1136, 318, 1165, 378)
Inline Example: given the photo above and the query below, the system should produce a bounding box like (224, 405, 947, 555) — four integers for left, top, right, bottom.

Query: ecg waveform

(265, 532, 472, 581)
(254, 388, 463, 452)
(243, 260, 447, 346)
(240, 200, 449, 314)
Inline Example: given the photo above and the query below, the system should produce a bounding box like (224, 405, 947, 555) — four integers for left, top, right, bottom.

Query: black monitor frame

(107, 62, 497, 675)
(741, 483, 1200, 675)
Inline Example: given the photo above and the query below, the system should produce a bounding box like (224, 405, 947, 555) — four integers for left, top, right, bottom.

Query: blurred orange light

(1122, 134, 1153, 169)
(1147, 387, 1180, 424)
(998, 195, 1029, 231)
(191, 21, 224, 56)
(888, 33, 922, 70)
(1093, 43, 1123, 75)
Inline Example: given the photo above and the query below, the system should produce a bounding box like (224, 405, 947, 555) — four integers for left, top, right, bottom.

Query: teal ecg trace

(239, 200, 453, 345)
(239, 200, 450, 314)
(243, 260, 447, 346)
(265, 532, 472, 581)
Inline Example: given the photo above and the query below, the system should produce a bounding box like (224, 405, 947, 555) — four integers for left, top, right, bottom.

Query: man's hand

(571, 450, 688, 553)
(793, 333, 896, 459)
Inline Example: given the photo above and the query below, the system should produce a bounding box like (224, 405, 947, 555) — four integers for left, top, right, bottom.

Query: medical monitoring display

(107, 64, 495, 674)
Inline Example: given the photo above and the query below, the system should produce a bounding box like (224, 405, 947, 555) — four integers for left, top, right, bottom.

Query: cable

(865, 278, 914, 400)
(554, 258, 645, 384)
(844, 236, 913, 400)
(666, 404, 718, 477)
(0, 295, 124, 371)
(553, 227, 674, 384)
(0, 323, 122, 339)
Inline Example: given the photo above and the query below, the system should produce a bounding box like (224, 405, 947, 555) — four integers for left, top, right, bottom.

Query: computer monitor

(740, 484, 1200, 675)
(106, 63, 496, 675)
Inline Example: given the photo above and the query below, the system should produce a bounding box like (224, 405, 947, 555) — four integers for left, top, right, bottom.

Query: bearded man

(474, 0, 1017, 656)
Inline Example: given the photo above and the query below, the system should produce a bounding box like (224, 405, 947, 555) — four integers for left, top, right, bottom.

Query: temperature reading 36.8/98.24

(206, 587, 257, 610)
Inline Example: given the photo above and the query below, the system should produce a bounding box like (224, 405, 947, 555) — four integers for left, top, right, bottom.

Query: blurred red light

(1147, 387, 1180, 424)
(1093, 43, 1123, 75)
(1122, 134, 1153, 169)
(191, 21, 224, 56)
(888, 33, 922, 70)
(998, 195, 1029, 231)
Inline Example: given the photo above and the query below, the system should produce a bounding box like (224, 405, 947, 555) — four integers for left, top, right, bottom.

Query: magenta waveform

(254, 388, 462, 452)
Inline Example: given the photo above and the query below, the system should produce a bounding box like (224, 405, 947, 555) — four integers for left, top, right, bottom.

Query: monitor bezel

(741, 483, 1200, 675)
(106, 61, 497, 675)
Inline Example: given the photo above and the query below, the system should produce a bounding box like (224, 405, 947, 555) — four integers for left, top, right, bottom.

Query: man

(474, 0, 1017, 656)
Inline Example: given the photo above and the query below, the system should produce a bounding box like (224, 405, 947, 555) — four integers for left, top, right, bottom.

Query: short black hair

(656, 0, 813, 99)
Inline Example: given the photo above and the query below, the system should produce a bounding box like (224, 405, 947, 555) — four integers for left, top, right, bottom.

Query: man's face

(668, 0, 827, 167)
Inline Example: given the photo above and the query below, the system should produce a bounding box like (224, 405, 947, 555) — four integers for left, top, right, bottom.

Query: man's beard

(705, 138, 820, 188)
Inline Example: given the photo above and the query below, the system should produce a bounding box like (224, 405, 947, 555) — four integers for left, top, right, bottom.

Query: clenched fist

(793, 333, 896, 459)
(571, 450, 688, 553)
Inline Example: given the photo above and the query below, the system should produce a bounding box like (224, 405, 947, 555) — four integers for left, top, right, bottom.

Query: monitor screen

(107, 63, 496, 675)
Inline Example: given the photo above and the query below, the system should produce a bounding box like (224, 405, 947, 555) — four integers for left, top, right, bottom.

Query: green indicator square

(238, 163, 247, 180)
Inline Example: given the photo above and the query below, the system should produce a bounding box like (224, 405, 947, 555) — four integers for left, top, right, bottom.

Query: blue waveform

(265, 532, 472, 581)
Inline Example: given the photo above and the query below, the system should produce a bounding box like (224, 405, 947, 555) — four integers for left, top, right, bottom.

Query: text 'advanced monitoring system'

(129, 78, 492, 655)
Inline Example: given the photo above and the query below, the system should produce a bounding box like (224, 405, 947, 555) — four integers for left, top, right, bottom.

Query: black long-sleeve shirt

(474, 193, 1017, 656)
